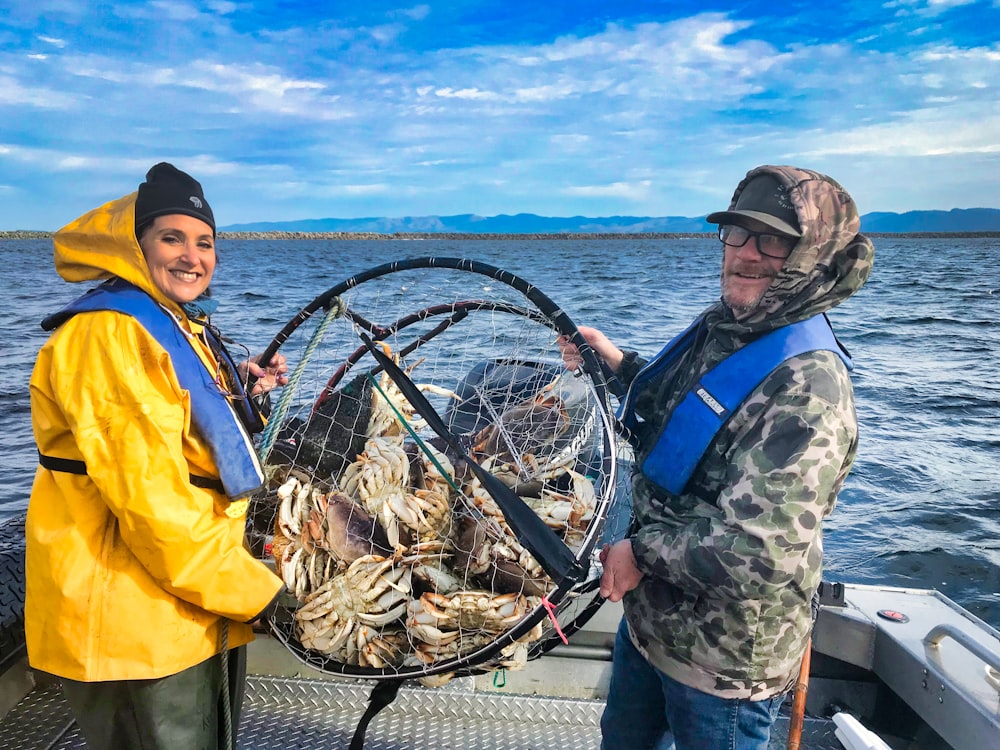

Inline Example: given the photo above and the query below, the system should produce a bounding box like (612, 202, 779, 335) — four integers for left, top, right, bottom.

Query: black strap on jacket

(38, 452, 226, 494)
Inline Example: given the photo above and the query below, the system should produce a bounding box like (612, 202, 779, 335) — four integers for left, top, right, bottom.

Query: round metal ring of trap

(245, 257, 629, 685)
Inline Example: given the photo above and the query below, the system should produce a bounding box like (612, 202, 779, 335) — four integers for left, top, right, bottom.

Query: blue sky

(2, 0, 999, 230)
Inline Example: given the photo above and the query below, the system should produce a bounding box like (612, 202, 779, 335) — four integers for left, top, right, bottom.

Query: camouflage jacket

(618, 166, 875, 700)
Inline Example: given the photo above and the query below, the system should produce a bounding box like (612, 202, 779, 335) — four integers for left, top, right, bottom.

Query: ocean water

(2, 236, 998, 627)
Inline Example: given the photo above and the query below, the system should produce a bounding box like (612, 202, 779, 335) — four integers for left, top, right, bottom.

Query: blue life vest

(40, 278, 265, 500)
(620, 314, 852, 496)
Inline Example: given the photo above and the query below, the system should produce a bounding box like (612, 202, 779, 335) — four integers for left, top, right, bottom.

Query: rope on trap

(258, 297, 344, 463)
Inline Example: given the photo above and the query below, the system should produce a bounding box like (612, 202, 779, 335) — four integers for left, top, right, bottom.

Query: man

(563, 165, 874, 749)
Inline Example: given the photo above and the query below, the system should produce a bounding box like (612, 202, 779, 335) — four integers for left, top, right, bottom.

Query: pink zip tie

(541, 596, 569, 645)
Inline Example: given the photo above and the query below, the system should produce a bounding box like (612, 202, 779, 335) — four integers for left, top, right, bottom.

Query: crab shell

(451, 513, 552, 597)
(294, 555, 412, 655)
(470, 387, 570, 476)
(406, 589, 529, 635)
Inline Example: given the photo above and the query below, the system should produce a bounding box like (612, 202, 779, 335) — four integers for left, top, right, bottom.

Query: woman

(25, 163, 288, 749)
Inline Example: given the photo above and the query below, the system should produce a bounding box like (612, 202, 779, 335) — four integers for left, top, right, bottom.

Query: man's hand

(557, 325, 625, 373)
(599, 539, 643, 602)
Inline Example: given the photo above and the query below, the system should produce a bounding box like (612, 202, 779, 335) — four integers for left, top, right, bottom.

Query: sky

(1, 0, 999, 230)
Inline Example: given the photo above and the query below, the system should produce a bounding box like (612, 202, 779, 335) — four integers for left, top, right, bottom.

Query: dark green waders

(59, 646, 246, 750)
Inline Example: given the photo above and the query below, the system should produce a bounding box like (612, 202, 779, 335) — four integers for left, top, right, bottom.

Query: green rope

(258, 297, 344, 462)
(220, 619, 232, 750)
(366, 372, 460, 494)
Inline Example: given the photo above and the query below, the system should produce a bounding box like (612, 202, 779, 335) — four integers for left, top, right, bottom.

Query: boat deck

(3, 509, 995, 750)
(2, 664, 842, 750)
(4, 511, 837, 749)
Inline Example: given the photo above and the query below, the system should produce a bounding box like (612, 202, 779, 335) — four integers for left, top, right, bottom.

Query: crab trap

(246, 257, 630, 688)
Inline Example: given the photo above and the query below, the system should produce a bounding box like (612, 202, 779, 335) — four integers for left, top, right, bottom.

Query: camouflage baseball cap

(706, 174, 801, 237)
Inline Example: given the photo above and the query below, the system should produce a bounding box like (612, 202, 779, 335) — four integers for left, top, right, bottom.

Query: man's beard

(720, 268, 774, 317)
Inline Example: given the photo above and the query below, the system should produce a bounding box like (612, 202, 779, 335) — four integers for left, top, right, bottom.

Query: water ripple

(4, 236, 999, 625)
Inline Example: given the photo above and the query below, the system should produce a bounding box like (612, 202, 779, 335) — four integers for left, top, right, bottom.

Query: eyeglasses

(718, 225, 797, 259)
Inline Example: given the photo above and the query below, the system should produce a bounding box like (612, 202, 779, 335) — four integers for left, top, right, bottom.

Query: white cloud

(120, 1, 203, 22)
(549, 134, 591, 148)
(564, 181, 652, 199)
(36, 52, 346, 118)
(433, 87, 500, 101)
(339, 183, 391, 195)
(437, 15, 782, 107)
(792, 106, 1000, 158)
(1, 4, 999, 224)
(159, 62, 327, 98)
(887, 0, 979, 17)
(393, 5, 431, 21)
(207, 1, 238, 14)
(918, 44, 1000, 64)
(0, 142, 148, 172)
(0, 74, 76, 107)
(925, 0, 977, 8)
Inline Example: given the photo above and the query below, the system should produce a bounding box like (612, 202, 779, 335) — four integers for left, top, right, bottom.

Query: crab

(522, 468, 598, 547)
(402, 488, 452, 541)
(295, 554, 412, 655)
(469, 379, 573, 481)
(400, 634, 533, 687)
(451, 510, 553, 597)
(404, 589, 544, 676)
(400, 441, 455, 543)
(399, 541, 464, 596)
(276, 543, 340, 601)
(270, 470, 395, 600)
(340, 435, 411, 548)
(405, 589, 535, 647)
(367, 347, 420, 439)
(339, 625, 409, 669)
(341, 436, 456, 549)
(275, 471, 326, 544)
(453, 469, 562, 595)
(365, 342, 460, 439)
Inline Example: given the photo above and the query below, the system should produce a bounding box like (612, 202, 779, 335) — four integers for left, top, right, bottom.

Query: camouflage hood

(713, 165, 874, 335)
(625, 166, 874, 430)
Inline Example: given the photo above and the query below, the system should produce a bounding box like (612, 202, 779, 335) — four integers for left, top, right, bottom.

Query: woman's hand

(245, 352, 289, 395)
(557, 325, 625, 373)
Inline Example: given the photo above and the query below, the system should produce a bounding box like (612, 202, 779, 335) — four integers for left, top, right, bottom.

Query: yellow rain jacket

(25, 191, 283, 682)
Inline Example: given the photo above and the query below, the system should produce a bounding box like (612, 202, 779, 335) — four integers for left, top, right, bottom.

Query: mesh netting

(245, 257, 629, 685)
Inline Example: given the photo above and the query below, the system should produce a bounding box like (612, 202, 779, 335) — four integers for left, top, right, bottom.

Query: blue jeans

(601, 618, 785, 750)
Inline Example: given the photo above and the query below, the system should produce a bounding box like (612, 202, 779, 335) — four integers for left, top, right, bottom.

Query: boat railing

(924, 623, 1000, 693)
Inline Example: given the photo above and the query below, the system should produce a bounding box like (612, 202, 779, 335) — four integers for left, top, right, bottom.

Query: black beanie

(134, 162, 216, 237)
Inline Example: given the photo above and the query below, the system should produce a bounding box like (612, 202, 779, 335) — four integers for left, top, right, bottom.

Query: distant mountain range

(221, 208, 1000, 234)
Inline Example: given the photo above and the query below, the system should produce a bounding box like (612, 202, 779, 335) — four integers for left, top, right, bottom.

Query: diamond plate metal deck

(242, 676, 604, 750)
(0, 675, 605, 750)
(0, 672, 847, 750)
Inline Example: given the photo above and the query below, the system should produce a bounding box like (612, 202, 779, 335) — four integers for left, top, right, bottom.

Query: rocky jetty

(0, 231, 52, 239)
(217, 231, 716, 240)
